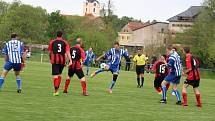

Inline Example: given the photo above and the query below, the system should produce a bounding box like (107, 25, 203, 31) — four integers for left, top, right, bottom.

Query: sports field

(0, 60, 215, 121)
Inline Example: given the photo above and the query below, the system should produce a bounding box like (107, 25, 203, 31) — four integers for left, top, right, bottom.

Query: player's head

(183, 47, 190, 54)
(137, 48, 142, 55)
(166, 45, 174, 55)
(57, 31, 63, 37)
(160, 54, 166, 62)
(114, 42, 120, 50)
(76, 38, 82, 46)
(11, 33, 18, 39)
(89, 47, 93, 52)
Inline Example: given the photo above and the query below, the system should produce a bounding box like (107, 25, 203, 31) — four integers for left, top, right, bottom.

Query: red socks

(196, 94, 202, 107)
(182, 93, 188, 106)
(53, 76, 62, 93)
(81, 81, 87, 93)
(166, 83, 170, 90)
(64, 79, 71, 91)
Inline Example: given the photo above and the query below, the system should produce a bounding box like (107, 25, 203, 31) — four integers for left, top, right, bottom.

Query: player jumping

(182, 47, 202, 107)
(91, 42, 130, 93)
(0, 33, 25, 93)
(48, 31, 72, 96)
(160, 45, 182, 105)
(63, 38, 89, 96)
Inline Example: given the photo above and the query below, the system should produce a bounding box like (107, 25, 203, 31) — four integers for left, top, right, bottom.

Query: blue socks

(173, 90, 181, 102)
(86, 66, 89, 75)
(0, 77, 4, 89)
(162, 86, 167, 100)
(109, 80, 116, 89)
(16, 77, 21, 90)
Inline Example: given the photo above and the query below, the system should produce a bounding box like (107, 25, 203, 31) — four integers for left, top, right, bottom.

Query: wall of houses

(169, 21, 193, 33)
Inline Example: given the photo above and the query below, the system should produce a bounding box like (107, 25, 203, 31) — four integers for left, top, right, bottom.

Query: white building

(83, 0, 102, 17)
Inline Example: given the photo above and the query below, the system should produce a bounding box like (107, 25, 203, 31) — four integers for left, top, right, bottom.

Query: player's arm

(96, 54, 105, 61)
(65, 42, 72, 66)
(167, 58, 174, 69)
(152, 61, 157, 73)
(80, 48, 86, 62)
(48, 40, 53, 61)
(2, 44, 8, 62)
(184, 57, 192, 74)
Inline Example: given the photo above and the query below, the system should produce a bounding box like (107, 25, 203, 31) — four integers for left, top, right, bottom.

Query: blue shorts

(164, 74, 181, 84)
(83, 61, 91, 66)
(4, 61, 21, 72)
(108, 64, 119, 74)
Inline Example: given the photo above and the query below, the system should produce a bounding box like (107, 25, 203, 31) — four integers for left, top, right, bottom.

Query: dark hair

(162, 55, 167, 60)
(11, 33, 17, 38)
(183, 47, 190, 53)
(57, 31, 63, 37)
(114, 42, 119, 46)
(137, 48, 142, 51)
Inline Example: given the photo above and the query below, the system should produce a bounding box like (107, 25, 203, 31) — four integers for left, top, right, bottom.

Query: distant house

(83, 0, 102, 17)
(118, 21, 169, 51)
(167, 6, 203, 34)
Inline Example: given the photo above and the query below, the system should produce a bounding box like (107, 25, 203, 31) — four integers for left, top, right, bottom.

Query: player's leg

(63, 68, 75, 93)
(108, 74, 118, 93)
(154, 78, 162, 94)
(77, 70, 88, 96)
(0, 62, 13, 90)
(86, 62, 90, 76)
(140, 73, 144, 88)
(14, 63, 22, 93)
(91, 64, 109, 77)
(172, 77, 182, 105)
(52, 64, 63, 96)
(136, 67, 140, 87)
(182, 80, 189, 106)
(160, 80, 169, 103)
(193, 80, 201, 107)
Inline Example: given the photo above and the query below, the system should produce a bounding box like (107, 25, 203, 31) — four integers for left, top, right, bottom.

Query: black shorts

(68, 69, 85, 79)
(184, 79, 200, 88)
(52, 64, 64, 75)
(136, 65, 145, 75)
(154, 77, 165, 88)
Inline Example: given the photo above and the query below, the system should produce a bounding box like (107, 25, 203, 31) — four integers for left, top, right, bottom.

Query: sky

(4, 0, 203, 22)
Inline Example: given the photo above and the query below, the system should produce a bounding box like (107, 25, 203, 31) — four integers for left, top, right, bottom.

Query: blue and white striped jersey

(167, 51, 182, 76)
(85, 50, 95, 62)
(2, 39, 24, 63)
(105, 48, 129, 66)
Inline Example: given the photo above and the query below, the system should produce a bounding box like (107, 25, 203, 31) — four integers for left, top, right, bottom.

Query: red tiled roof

(127, 22, 145, 31)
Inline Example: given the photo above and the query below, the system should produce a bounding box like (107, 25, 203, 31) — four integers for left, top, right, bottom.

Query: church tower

(83, 0, 101, 17)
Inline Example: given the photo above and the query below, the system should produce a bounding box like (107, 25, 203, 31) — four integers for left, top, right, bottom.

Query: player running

(133, 48, 147, 88)
(91, 42, 130, 93)
(160, 45, 182, 105)
(48, 31, 72, 96)
(182, 47, 202, 107)
(83, 47, 95, 75)
(63, 38, 89, 96)
(152, 55, 168, 94)
(0, 33, 25, 93)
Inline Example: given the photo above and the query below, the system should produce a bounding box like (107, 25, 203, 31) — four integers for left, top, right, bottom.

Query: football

(100, 63, 107, 69)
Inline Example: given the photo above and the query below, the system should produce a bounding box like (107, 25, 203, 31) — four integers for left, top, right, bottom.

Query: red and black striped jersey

(69, 45, 85, 70)
(152, 61, 168, 78)
(48, 37, 70, 64)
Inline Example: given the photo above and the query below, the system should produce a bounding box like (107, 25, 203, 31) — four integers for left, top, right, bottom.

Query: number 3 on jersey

(72, 50, 76, 59)
(57, 44, 62, 53)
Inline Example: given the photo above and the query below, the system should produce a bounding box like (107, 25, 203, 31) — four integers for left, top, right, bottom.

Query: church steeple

(83, 0, 101, 17)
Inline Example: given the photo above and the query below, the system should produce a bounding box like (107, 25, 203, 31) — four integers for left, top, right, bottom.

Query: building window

(122, 36, 125, 40)
(93, 8, 96, 13)
(94, 3, 97, 6)
(86, 8, 87, 12)
(86, 2, 88, 6)
(127, 36, 130, 40)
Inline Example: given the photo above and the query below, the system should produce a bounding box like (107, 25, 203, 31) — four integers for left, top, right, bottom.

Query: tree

(47, 10, 73, 40)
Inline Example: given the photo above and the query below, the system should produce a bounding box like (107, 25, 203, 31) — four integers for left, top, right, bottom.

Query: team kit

(0, 32, 202, 107)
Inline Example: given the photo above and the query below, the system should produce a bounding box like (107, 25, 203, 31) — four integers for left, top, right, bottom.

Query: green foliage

(0, 1, 48, 44)
(47, 11, 72, 40)
(175, 0, 215, 68)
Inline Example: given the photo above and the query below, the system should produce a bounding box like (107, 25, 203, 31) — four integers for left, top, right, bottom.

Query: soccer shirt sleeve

(20, 42, 24, 56)
(167, 58, 174, 69)
(122, 50, 129, 60)
(48, 40, 53, 52)
(2, 44, 8, 55)
(80, 48, 86, 61)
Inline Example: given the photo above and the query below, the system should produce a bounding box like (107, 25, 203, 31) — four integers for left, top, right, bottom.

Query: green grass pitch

(0, 60, 215, 121)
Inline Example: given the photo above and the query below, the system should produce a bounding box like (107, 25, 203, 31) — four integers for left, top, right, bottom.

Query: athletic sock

(155, 87, 162, 93)
(16, 77, 21, 90)
(81, 81, 87, 93)
(137, 77, 140, 86)
(141, 77, 144, 86)
(58, 76, 62, 89)
(0, 77, 5, 89)
(182, 93, 187, 105)
(53, 78, 59, 93)
(64, 79, 70, 91)
(173, 90, 181, 102)
(109, 80, 116, 89)
(196, 94, 202, 106)
(161, 86, 167, 100)
(166, 83, 170, 91)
